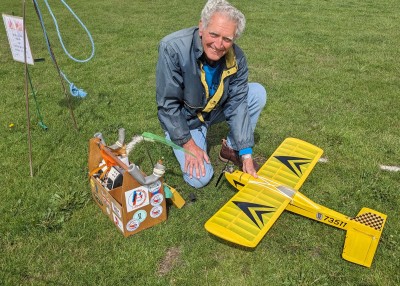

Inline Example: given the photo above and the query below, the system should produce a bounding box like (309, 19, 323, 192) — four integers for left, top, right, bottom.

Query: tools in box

(88, 129, 184, 237)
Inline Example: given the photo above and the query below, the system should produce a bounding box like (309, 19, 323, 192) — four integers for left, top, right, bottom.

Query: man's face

(199, 12, 236, 63)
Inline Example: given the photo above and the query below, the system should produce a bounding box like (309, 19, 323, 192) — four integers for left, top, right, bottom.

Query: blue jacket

(156, 27, 253, 151)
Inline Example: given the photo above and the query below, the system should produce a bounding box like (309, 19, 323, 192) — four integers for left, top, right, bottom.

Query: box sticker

(112, 202, 122, 218)
(90, 178, 95, 188)
(112, 213, 124, 232)
(125, 186, 150, 212)
(133, 210, 147, 223)
(126, 219, 140, 232)
(93, 193, 103, 206)
(148, 180, 162, 194)
(101, 190, 110, 205)
(151, 193, 164, 206)
(150, 205, 163, 218)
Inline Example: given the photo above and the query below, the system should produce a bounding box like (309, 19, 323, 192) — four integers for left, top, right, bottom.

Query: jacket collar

(193, 28, 204, 60)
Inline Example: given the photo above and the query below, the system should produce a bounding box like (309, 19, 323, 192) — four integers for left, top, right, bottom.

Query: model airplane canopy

(205, 138, 387, 267)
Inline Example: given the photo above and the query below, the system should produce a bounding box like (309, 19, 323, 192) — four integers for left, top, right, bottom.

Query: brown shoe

(219, 139, 242, 167)
(219, 139, 260, 171)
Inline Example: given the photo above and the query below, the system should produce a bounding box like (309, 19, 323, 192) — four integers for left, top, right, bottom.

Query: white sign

(2, 14, 34, 65)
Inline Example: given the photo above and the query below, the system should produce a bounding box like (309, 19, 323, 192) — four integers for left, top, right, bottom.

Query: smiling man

(156, 0, 267, 188)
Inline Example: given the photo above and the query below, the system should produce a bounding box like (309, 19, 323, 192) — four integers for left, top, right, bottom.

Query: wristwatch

(241, 154, 252, 161)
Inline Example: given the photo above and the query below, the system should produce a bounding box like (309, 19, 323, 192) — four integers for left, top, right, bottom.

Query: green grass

(1, 0, 399, 285)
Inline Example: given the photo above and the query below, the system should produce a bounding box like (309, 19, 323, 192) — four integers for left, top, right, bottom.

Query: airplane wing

(205, 138, 323, 247)
(205, 180, 294, 247)
(257, 137, 323, 190)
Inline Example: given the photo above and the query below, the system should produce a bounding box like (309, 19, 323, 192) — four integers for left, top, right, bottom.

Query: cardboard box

(88, 138, 167, 237)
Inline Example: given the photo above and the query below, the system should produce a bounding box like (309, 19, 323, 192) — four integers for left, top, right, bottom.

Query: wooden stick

(23, 0, 33, 177)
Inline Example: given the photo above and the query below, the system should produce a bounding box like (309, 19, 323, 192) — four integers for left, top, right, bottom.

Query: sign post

(3, 9, 34, 176)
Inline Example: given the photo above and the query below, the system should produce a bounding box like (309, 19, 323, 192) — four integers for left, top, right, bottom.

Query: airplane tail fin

(342, 207, 387, 267)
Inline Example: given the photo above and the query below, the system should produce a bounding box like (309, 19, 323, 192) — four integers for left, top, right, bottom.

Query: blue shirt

(203, 62, 222, 97)
(203, 61, 252, 156)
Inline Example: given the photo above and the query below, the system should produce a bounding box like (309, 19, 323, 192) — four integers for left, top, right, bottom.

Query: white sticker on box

(150, 205, 163, 218)
(112, 202, 122, 218)
(126, 219, 140, 232)
(112, 213, 124, 232)
(151, 193, 164, 206)
(148, 180, 162, 193)
(125, 186, 150, 212)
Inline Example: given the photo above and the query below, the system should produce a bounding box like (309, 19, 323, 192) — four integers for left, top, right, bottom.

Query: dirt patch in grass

(156, 246, 182, 276)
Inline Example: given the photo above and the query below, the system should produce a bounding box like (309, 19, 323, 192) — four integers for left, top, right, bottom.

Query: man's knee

(248, 82, 267, 109)
(183, 167, 214, 189)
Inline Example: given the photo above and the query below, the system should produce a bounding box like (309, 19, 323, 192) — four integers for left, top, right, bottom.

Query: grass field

(1, 0, 399, 285)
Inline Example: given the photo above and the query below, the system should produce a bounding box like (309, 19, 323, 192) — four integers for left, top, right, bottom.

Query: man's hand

(242, 157, 258, 178)
(182, 139, 210, 179)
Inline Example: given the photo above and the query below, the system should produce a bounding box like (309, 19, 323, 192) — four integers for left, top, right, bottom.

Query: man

(156, 0, 267, 188)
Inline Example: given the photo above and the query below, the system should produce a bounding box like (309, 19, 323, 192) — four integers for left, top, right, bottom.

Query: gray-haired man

(156, 0, 267, 188)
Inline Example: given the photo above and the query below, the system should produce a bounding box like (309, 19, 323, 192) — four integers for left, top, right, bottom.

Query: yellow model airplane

(205, 138, 387, 267)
